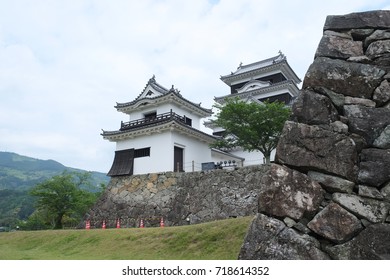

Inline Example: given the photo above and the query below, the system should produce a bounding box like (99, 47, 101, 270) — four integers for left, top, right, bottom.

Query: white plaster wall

(229, 148, 276, 166)
(158, 103, 202, 129)
(114, 130, 213, 174)
(170, 132, 213, 172)
(115, 133, 173, 174)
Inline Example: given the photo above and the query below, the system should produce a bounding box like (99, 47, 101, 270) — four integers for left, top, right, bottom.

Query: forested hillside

(0, 151, 110, 229)
(0, 151, 109, 190)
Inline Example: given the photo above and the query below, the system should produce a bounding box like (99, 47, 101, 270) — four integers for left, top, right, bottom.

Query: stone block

(276, 121, 358, 181)
(358, 148, 390, 187)
(315, 33, 363, 59)
(307, 202, 363, 244)
(238, 213, 329, 260)
(258, 164, 324, 220)
(324, 10, 390, 31)
(303, 57, 385, 98)
(292, 90, 338, 125)
(344, 105, 390, 145)
(308, 171, 355, 193)
(333, 193, 389, 223)
(325, 223, 390, 259)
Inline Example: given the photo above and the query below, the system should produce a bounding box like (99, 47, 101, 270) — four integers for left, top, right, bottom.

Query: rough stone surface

(373, 125, 390, 149)
(258, 164, 324, 220)
(366, 39, 390, 59)
(308, 171, 354, 193)
(313, 87, 345, 110)
(358, 185, 384, 200)
(351, 28, 374, 41)
(292, 90, 338, 125)
(238, 214, 329, 260)
(364, 29, 390, 49)
(323, 10, 390, 30)
(276, 121, 358, 181)
(333, 193, 389, 223)
(330, 121, 349, 134)
(325, 224, 390, 259)
(303, 57, 385, 99)
(344, 96, 376, 107)
(381, 182, 390, 200)
(373, 80, 390, 106)
(358, 148, 390, 187)
(344, 105, 390, 145)
(315, 34, 363, 59)
(307, 202, 363, 244)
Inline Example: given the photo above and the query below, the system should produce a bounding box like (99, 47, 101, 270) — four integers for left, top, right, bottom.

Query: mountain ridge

(0, 151, 110, 227)
(0, 151, 109, 190)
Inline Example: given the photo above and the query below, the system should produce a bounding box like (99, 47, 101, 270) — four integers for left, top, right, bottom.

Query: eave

(115, 92, 213, 118)
(214, 80, 300, 104)
(102, 120, 217, 144)
(220, 60, 301, 86)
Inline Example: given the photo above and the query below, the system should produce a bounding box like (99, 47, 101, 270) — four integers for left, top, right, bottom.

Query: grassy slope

(0, 216, 253, 260)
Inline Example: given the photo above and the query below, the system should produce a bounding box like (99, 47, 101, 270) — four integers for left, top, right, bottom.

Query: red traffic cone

(160, 217, 165, 228)
(116, 218, 120, 229)
(140, 219, 144, 228)
(85, 220, 90, 230)
(102, 220, 106, 229)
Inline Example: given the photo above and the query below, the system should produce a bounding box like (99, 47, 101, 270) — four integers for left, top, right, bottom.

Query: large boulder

(238, 213, 330, 260)
(276, 121, 358, 181)
(332, 193, 389, 223)
(325, 223, 390, 259)
(315, 32, 363, 59)
(373, 125, 390, 149)
(307, 202, 363, 244)
(292, 89, 339, 125)
(358, 148, 390, 187)
(373, 80, 390, 107)
(344, 105, 390, 145)
(323, 10, 390, 31)
(303, 57, 385, 99)
(307, 171, 355, 194)
(257, 164, 324, 220)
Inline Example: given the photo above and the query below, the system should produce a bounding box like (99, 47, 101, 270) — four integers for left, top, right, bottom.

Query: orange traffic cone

(116, 218, 120, 229)
(160, 217, 165, 228)
(102, 220, 106, 229)
(140, 219, 144, 228)
(85, 220, 90, 230)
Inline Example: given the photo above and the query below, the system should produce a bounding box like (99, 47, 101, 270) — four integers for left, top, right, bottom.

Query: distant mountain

(0, 151, 110, 191)
(0, 151, 111, 227)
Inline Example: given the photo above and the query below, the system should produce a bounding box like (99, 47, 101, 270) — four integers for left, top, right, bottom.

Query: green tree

(29, 171, 100, 229)
(211, 98, 291, 164)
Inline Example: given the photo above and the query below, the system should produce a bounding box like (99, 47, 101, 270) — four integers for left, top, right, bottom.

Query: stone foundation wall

(239, 10, 390, 260)
(84, 165, 270, 228)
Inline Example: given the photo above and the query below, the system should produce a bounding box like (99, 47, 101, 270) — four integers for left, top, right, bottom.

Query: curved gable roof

(115, 76, 212, 116)
(220, 52, 301, 86)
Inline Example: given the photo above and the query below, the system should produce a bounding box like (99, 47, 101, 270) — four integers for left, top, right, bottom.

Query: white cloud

(0, 0, 388, 172)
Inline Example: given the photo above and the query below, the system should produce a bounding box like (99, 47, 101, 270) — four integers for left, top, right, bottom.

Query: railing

(120, 110, 191, 131)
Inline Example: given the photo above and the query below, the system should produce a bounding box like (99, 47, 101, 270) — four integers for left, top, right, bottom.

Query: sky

(1, 0, 389, 173)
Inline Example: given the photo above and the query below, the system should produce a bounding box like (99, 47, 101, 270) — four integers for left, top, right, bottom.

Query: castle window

(134, 147, 150, 158)
(144, 111, 157, 121)
(184, 116, 192, 126)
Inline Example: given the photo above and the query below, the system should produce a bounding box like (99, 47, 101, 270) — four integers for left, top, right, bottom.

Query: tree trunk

(264, 152, 271, 164)
(54, 213, 64, 229)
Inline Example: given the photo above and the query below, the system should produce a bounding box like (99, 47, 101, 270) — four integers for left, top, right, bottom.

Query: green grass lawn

(0, 216, 253, 260)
